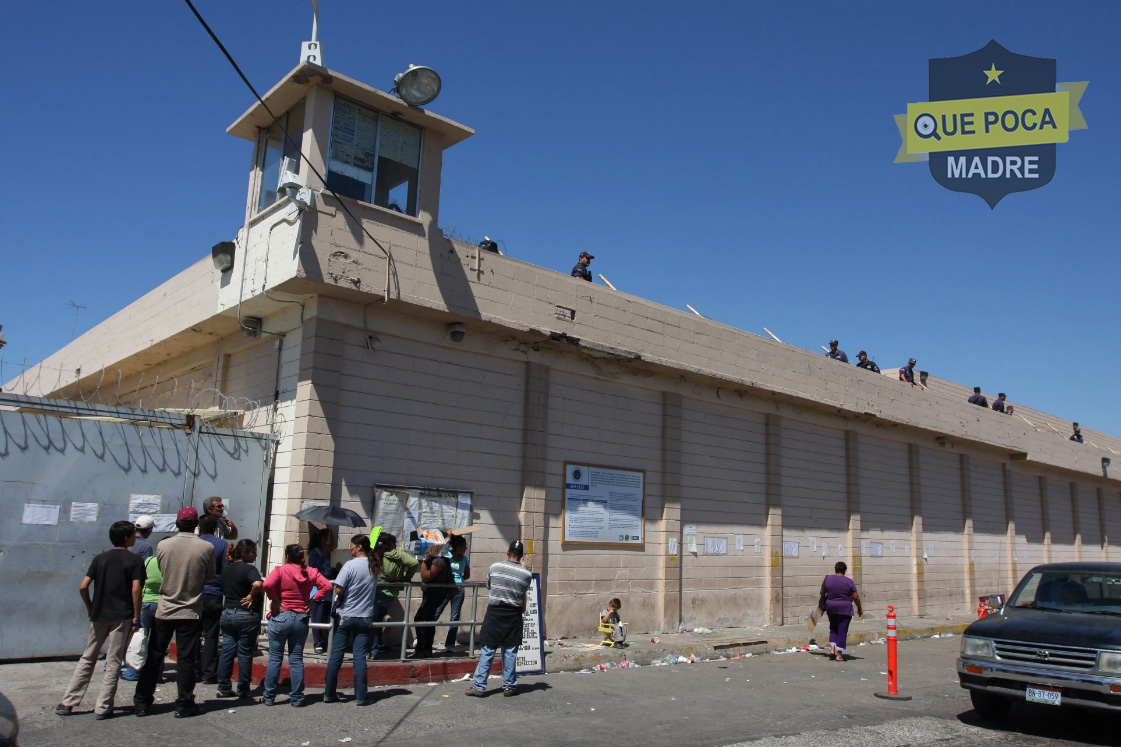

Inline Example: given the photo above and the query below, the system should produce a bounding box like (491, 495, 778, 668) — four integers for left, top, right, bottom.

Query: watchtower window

(256, 99, 306, 213)
(326, 97, 422, 216)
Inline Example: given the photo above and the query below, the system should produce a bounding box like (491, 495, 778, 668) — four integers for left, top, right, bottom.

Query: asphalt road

(5, 637, 1119, 746)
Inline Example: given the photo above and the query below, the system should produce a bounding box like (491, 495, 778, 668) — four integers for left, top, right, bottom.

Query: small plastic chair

(598, 618, 627, 647)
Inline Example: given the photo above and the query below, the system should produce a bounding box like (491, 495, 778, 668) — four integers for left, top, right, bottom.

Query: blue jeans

(263, 611, 309, 704)
(369, 593, 395, 656)
(217, 608, 259, 694)
(472, 644, 518, 692)
(434, 587, 465, 649)
(324, 616, 372, 702)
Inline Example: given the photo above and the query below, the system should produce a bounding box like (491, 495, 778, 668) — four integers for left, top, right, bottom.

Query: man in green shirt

(368, 533, 419, 658)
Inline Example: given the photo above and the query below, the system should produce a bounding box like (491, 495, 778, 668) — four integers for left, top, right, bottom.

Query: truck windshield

(1009, 570, 1121, 613)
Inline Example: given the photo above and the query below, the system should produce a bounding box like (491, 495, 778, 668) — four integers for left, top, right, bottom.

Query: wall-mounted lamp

(365, 334, 380, 351)
(935, 437, 949, 448)
(1104, 457, 1111, 478)
(212, 241, 236, 273)
(919, 370, 929, 387)
(447, 323, 466, 343)
(241, 317, 262, 338)
(393, 65, 442, 106)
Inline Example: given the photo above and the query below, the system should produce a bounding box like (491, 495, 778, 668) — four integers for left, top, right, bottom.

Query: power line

(182, 0, 396, 270)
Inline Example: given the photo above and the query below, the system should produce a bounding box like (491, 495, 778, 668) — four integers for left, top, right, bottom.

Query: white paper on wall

(22, 503, 60, 525)
(687, 535, 698, 553)
(754, 538, 762, 554)
(822, 542, 829, 558)
(838, 544, 845, 557)
(809, 537, 817, 552)
(782, 541, 799, 558)
(870, 542, 884, 558)
(705, 537, 727, 555)
(668, 538, 678, 556)
(69, 503, 99, 523)
(890, 540, 897, 553)
(735, 535, 744, 551)
(128, 494, 161, 514)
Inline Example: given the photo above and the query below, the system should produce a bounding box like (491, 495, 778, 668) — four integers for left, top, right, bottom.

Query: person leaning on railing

(367, 533, 419, 659)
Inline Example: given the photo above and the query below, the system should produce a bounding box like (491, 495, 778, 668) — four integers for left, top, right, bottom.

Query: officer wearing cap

(571, 251, 594, 281)
(1070, 423, 1083, 443)
(967, 387, 988, 408)
(899, 358, 920, 386)
(992, 393, 1007, 413)
(855, 351, 879, 372)
(825, 340, 848, 363)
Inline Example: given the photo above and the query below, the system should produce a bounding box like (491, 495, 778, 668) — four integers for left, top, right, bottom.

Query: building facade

(12, 61, 1120, 638)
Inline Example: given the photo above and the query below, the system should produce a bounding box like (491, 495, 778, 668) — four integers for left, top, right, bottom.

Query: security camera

(447, 323, 466, 343)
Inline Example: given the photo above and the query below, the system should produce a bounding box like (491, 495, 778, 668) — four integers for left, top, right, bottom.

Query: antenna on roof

(686, 305, 703, 318)
(66, 301, 86, 342)
(300, 0, 324, 66)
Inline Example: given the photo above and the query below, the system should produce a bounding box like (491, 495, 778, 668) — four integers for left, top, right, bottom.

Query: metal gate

(0, 394, 272, 659)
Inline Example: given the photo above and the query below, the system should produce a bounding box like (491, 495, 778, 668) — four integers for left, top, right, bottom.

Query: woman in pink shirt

(261, 544, 330, 706)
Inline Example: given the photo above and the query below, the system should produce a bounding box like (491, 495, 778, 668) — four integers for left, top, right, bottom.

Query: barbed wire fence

(0, 357, 287, 437)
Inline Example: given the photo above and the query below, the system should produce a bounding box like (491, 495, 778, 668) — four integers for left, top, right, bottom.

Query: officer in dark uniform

(1070, 423, 1083, 443)
(992, 393, 1007, 413)
(855, 351, 879, 372)
(898, 358, 918, 386)
(826, 340, 848, 363)
(967, 387, 988, 407)
(571, 251, 594, 281)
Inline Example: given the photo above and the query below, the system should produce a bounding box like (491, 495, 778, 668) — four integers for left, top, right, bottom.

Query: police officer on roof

(826, 340, 848, 363)
(855, 351, 879, 372)
(571, 251, 594, 281)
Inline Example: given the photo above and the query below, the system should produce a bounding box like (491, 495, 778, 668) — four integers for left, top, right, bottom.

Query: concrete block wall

(544, 370, 664, 633)
(918, 448, 966, 611)
(780, 420, 848, 617)
(1047, 478, 1078, 562)
(969, 459, 1009, 596)
(678, 399, 768, 628)
(1009, 471, 1046, 571)
(858, 435, 915, 616)
(298, 204, 1120, 489)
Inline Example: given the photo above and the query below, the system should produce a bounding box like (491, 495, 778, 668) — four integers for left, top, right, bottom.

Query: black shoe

(54, 704, 73, 716)
(202, 677, 218, 685)
(465, 688, 485, 697)
(503, 688, 517, 697)
(174, 704, 200, 718)
(290, 700, 306, 708)
(134, 705, 150, 718)
(95, 709, 115, 720)
(260, 697, 275, 706)
(237, 691, 252, 699)
(322, 695, 339, 704)
(215, 689, 237, 698)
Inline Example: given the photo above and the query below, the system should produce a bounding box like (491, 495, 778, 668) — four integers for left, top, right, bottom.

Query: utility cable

(182, 0, 397, 272)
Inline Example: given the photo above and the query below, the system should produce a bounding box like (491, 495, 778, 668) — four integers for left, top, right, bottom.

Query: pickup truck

(957, 562, 1121, 717)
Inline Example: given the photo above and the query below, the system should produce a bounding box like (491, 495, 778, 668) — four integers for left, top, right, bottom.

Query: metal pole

(309, 0, 319, 42)
(469, 584, 479, 656)
(400, 584, 413, 660)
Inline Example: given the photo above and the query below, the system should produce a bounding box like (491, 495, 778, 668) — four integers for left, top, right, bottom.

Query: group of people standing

(56, 502, 534, 718)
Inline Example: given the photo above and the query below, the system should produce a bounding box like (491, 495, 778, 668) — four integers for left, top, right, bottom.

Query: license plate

(1026, 686, 1061, 705)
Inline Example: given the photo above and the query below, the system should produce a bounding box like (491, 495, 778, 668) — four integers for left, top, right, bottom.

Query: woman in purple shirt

(820, 561, 862, 661)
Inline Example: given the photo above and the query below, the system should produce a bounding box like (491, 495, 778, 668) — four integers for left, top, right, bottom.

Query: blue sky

(2, 1, 1118, 434)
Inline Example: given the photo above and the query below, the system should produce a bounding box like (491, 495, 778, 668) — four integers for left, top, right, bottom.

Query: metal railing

(280, 581, 488, 661)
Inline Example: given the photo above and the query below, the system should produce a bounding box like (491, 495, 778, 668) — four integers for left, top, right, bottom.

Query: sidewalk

(169, 613, 975, 688)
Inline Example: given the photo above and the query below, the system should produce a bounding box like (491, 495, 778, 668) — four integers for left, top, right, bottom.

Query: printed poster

(516, 573, 545, 675)
(562, 463, 644, 545)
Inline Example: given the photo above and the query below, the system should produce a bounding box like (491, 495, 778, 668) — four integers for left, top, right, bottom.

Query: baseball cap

(829, 339, 838, 345)
(908, 358, 917, 365)
(508, 540, 526, 557)
(857, 350, 867, 357)
(579, 251, 594, 259)
(134, 515, 155, 529)
(176, 506, 199, 523)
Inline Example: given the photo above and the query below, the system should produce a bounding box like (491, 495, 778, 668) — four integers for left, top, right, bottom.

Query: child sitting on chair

(602, 598, 626, 644)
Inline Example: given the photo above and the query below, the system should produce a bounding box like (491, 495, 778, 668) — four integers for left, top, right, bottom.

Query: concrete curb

(168, 620, 972, 688)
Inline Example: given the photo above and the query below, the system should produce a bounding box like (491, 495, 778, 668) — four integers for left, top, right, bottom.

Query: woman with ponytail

(216, 540, 262, 699)
(261, 543, 330, 706)
(323, 535, 381, 705)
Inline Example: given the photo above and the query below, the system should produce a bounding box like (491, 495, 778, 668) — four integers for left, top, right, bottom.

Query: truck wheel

(970, 690, 1011, 719)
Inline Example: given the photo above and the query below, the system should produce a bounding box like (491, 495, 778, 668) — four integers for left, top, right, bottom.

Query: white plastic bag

(125, 625, 149, 670)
